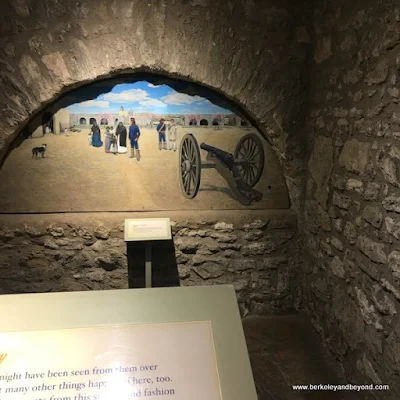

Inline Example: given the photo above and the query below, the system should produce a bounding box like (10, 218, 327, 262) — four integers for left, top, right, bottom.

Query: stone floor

(243, 315, 364, 400)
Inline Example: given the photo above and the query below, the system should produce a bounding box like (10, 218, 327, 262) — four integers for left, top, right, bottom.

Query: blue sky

(67, 81, 232, 115)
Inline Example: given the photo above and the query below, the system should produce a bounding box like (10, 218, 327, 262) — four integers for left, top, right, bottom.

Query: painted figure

(156, 118, 167, 150)
(104, 127, 112, 153)
(129, 118, 141, 160)
(91, 122, 103, 147)
(169, 118, 178, 151)
(116, 122, 127, 154)
(110, 132, 118, 154)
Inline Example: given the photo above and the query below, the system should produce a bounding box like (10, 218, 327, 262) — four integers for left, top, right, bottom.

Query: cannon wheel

(179, 134, 201, 199)
(234, 133, 265, 188)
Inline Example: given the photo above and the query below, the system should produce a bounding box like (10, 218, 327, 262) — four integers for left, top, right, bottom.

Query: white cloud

(140, 99, 166, 108)
(148, 83, 158, 88)
(103, 89, 149, 103)
(161, 92, 202, 105)
(78, 100, 110, 108)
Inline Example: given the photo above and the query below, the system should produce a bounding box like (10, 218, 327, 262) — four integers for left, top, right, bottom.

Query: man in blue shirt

(156, 118, 167, 150)
(129, 118, 141, 160)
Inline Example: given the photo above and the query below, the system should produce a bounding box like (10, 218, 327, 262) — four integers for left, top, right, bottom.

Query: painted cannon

(179, 133, 265, 205)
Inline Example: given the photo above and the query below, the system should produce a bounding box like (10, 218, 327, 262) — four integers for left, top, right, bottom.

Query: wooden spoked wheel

(234, 134, 265, 188)
(179, 134, 201, 198)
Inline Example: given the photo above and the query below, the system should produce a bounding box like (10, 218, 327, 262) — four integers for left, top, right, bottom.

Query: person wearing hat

(128, 117, 141, 160)
(156, 118, 167, 150)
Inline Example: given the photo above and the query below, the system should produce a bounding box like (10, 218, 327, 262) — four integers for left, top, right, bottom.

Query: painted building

(70, 110, 245, 127)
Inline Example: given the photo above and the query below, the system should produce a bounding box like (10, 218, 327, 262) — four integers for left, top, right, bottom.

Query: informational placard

(0, 321, 221, 400)
(0, 286, 258, 400)
(124, 218, 172, 241)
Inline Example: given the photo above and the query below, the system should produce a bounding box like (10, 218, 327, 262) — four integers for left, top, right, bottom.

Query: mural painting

(0, 82, 289, 213)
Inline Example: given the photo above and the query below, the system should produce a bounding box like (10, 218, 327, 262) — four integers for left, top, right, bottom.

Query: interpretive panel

(0, 286, 258, 400)
(0, 321, 221, 400)
(124, 218, 172, 241)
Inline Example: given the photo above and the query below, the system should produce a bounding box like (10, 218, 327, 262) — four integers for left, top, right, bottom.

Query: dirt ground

(0, 126, 288, 213)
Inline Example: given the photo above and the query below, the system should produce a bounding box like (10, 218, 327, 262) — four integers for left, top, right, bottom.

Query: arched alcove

(0, 0, 310, 215)
(89, 118, 97, 125)
(200, 119, 208, 126)
(79, 117, 87, 125)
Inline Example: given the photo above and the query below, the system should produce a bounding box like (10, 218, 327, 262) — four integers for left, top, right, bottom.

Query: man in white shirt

(168, 119, 178, 151)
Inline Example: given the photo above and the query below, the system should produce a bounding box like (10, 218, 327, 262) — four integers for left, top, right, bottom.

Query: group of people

(88, 117, 179, 161)
(89, 121, 132, 156)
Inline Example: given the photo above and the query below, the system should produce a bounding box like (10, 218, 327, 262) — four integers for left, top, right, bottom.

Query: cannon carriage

(179, 133, 265, 205)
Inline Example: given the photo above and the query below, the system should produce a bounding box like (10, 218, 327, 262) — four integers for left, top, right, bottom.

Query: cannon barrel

(200, 143, 235, 169)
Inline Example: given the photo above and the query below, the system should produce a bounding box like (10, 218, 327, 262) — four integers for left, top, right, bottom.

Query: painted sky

(67, 82, 231, 115)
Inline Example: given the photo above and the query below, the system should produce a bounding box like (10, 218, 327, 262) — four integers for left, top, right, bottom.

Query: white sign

(0, 321, 222, 400)
(124, 218, 172, 241)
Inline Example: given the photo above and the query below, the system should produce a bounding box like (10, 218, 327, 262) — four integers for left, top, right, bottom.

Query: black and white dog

(32, 144, 47, 158)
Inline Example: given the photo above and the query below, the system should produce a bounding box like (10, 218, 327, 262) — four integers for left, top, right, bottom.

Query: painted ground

(0, 127, 288, 213)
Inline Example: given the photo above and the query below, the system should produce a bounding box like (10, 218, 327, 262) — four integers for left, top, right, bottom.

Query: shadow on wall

(127, 237, 180, 288)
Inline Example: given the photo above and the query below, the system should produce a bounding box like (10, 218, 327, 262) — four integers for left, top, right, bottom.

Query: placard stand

(145, 241, 152, 288)
(125, 218, 172, 288)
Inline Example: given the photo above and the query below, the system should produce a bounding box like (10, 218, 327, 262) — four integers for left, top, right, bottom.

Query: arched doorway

(189, 119, 197, 126)
(114, 118, 119, 125)
(42, 112, 54, 134)
(80, 117, 87, 125)
(200, 119, 208, 126)
(212, 119, 219, 126)
(100, 118, 108, 125)
(89, 118, 97, 125)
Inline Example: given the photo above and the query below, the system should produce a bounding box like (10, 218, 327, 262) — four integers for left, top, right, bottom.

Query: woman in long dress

(104, 127, 112, 153)
(116, 122, 127, 154)
(91, 123, 103, 147)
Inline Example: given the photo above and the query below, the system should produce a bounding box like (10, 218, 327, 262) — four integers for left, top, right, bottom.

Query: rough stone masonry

(0, 212, 301, 317)
(304, 0, 400, 397)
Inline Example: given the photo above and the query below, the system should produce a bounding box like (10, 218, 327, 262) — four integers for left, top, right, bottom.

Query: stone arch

(199, 119, 208, 126)
(89, 118, 97, 125)
(212, 119, 219, 126)
(79, 117, 87, 125)
(0, 0, 310, 210)
(2, 69, 304, 209)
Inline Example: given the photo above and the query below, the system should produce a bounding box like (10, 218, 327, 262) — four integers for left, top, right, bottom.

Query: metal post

(145, 242, 152, 288)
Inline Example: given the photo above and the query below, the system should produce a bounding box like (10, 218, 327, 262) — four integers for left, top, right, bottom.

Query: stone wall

(0, 211, 300, 316)
(304, 0, 400, 397)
